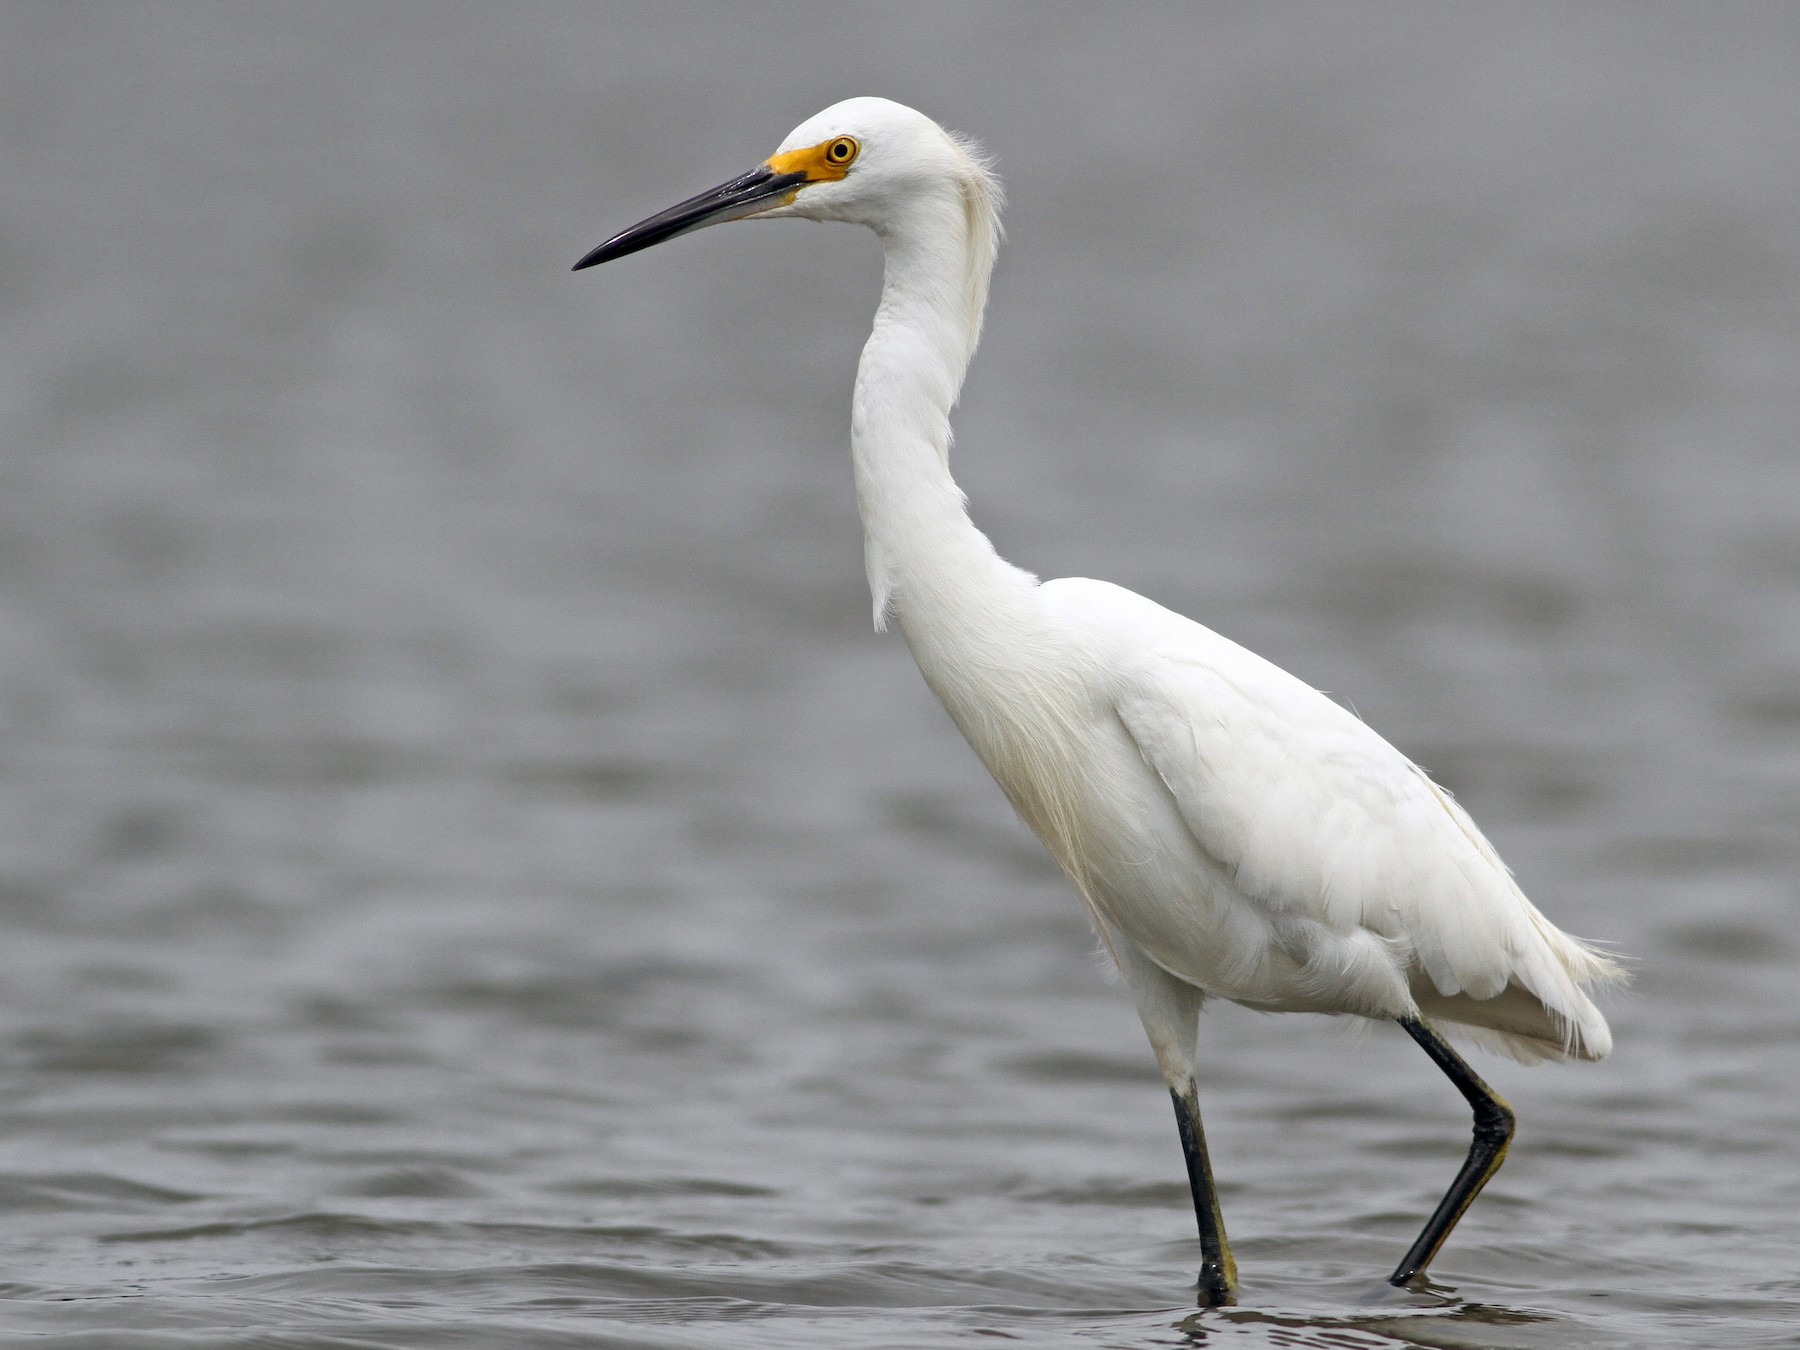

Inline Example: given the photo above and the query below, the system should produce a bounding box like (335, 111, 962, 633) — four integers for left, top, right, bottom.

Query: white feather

(579, 96, 1629, 1292)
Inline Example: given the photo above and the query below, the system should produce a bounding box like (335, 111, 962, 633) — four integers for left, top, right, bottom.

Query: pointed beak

(572, 164, 809, 271)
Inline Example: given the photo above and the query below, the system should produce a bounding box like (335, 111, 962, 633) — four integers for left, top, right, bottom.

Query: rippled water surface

(2, 5, 1798, 1346)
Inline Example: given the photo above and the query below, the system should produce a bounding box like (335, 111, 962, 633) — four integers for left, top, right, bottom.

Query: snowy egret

(574, 98, 1623, 1304)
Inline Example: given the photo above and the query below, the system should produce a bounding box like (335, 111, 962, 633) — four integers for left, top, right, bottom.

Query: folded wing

(1045, 577, 1622, 1062)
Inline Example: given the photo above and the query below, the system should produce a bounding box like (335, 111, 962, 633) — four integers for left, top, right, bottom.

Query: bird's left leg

(1388, 1015, 1516, 1287)
(1107, 931, 1237, 1305)
(1170, 1075, 1236, 1306)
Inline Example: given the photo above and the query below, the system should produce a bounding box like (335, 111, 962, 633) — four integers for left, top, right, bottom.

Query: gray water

(1, 4, 1797, 1346)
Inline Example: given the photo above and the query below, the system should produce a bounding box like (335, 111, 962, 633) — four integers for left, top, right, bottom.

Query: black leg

(1170, 1084, 1237, 1306)
(1388, 1015, 1517, 1287)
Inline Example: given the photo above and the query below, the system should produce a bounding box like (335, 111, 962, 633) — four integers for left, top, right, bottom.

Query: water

(1, 4, 1797, 1345)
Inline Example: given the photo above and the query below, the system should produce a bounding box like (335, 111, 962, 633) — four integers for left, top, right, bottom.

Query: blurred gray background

(0, 4, 1796, 1346)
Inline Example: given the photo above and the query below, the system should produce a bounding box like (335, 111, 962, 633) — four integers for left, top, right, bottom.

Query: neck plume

(852, 143, 1029, 633)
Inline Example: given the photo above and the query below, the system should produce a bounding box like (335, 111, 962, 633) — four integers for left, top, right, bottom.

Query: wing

(1043, 576, 1619, 1060)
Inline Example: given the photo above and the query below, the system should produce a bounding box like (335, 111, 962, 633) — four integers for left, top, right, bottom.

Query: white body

(767, 100, 1621, 1087)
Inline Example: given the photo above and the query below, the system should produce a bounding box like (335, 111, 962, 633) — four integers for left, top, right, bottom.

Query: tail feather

(1412, 926, 1626, 1064)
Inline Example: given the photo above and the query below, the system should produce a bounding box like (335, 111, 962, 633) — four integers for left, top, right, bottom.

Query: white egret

(574, 98, 1623, 1305)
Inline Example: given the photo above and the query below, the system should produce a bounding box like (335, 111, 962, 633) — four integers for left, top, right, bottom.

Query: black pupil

(832, 142, 849, 160)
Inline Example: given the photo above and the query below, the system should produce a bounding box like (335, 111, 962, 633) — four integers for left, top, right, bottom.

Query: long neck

(852, 183, 1035, 644)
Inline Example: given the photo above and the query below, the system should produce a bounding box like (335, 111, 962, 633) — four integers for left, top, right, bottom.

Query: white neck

(852, 181, 1036, 650)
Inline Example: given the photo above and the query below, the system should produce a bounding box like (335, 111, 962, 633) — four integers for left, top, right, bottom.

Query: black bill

(573, 165, 809, 271)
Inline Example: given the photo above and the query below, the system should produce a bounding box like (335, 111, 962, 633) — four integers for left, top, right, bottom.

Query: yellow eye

(825, 136, 859, 166)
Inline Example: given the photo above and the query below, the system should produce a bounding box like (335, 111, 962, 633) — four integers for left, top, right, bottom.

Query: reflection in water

(1178, 1291, 1561, 1349)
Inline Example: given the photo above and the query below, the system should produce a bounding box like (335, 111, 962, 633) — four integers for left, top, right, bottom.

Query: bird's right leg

(1387, 1014, 1516, 1287)
(1108, 931, 1237, 1305)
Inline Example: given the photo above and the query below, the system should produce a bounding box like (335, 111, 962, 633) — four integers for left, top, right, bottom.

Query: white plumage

(1050, 576, 1616, 1056)
(576, 96, 1624, 1302)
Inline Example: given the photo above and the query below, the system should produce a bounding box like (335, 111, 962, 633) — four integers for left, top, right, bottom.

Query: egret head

(573, 98, 998, 270)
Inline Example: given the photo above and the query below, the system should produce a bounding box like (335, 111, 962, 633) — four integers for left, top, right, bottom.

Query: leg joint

(1473, 1099, 1515, 1146)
